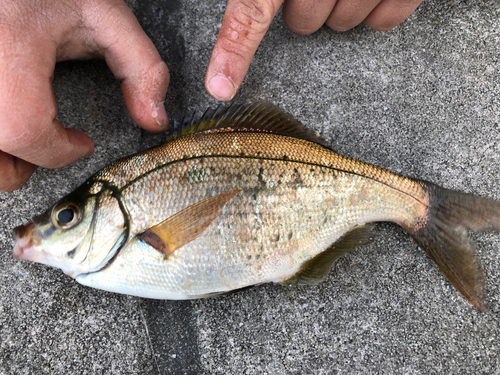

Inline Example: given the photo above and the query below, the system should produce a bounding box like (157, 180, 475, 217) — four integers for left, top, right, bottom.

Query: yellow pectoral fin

(140, 189, 242, 257)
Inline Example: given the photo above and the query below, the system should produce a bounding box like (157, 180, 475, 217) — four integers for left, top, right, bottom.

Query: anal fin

(283, 224, 375, 286)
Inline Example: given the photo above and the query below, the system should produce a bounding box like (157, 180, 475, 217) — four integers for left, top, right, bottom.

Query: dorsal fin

(168, 102, 328, 146)
(282, 224, 375, 286)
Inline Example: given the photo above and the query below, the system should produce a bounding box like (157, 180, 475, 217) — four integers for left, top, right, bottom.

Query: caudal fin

(406, 184, 500, 311)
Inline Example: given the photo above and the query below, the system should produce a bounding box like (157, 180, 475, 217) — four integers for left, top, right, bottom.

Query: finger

(0, 151, 37, 192)
(0, 117, 95, 170)
(0, 34, 94, 169)
(363, 0, 424, 31)
(325, 0, 382, 32)
(82, 1, 170, 131)
(205, 0, 283, 101)
(282, 0, 338, 35)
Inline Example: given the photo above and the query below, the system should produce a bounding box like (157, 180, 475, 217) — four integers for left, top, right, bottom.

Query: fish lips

(13, 222, 44, 263)
(13, 222, 93, 278)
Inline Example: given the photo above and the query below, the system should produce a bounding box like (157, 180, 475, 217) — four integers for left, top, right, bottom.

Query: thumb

(205, 0, 283, 101)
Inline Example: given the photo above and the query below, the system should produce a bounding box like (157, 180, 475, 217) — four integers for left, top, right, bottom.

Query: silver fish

(13, 102, 500, 310)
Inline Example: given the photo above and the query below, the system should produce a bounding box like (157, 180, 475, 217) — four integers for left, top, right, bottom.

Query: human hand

(0, 0, 169, 191)
(205, 0, 423, 101)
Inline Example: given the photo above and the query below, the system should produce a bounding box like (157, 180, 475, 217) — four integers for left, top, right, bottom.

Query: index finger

(205, 0, 283, 101)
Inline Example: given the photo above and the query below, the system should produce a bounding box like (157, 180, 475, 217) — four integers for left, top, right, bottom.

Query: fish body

(13, 103, 500, 309)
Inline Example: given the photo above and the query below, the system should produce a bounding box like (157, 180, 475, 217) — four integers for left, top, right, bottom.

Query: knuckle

(128, 60, 169, 108)
(217, 0, 278, 58)
(0, 117, 50, 153)
(232, 0, 276, 33)
(140, 60, 169, 86)
(217, 41, 249, 61)
(154, 60, 170, 82)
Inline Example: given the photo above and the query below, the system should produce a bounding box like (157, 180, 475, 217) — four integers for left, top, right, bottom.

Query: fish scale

(77, 153, 423, 299)
(13, 102, 500, 310)
(97, 130, 428, 234)
(96, 130, 429, 207)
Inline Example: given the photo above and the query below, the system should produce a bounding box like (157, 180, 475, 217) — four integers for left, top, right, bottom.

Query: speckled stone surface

(1, 0, 499, 374)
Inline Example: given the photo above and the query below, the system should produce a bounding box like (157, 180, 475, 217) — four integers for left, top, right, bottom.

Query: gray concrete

(1, 0, 499, 373)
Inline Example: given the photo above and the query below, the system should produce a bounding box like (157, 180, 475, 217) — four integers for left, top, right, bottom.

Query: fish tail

(403, 183, 500, 311)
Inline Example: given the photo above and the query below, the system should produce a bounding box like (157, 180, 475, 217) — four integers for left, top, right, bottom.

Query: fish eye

(58, 209, 74, 224)
(52, 202, 82, 229)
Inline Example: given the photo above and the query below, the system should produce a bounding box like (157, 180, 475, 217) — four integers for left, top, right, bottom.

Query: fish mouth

(13, 223, 44, 262)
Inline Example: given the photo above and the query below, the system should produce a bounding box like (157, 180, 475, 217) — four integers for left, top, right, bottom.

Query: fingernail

(152, 104, 169, 129)
(208, 75, 235, 101)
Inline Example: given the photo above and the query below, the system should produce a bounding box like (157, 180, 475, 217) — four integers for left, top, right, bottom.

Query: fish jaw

(13, 223, 45, 263)
(13, 222, 64, 270)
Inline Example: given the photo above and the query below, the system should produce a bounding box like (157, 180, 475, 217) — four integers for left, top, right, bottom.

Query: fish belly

(77, 157, 424, 299)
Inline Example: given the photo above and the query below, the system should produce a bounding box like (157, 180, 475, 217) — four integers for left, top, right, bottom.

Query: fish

(12, 102, 500, 310)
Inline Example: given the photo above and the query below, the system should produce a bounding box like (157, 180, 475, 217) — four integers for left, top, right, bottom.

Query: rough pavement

(1, 1, 499, 374)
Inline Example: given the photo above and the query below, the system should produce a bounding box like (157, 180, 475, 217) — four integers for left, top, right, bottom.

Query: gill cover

(14, 180, 129, 278)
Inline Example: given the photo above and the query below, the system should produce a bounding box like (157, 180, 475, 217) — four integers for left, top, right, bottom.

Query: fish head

(13, 180, 128, 278)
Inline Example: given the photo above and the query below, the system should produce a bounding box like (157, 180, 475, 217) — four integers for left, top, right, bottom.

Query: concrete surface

(1, 0, 499, 374)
